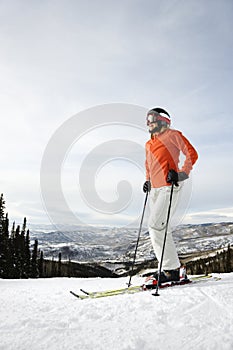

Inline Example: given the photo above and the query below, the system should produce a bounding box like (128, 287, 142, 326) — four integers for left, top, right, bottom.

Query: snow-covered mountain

(29, 222, 233, 263)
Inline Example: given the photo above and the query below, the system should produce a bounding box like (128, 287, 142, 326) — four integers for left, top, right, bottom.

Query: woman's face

(148, 122, 158, 133)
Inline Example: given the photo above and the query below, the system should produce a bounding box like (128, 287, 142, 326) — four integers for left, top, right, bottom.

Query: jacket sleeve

(145, 143, 150, 180)
(176, 131, 198, 175)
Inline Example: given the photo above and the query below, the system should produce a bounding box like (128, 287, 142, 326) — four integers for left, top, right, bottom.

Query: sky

(1, 0, 233, 229)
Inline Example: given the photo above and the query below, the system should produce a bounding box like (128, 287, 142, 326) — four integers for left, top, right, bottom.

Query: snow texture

(0, 273, 233, 350)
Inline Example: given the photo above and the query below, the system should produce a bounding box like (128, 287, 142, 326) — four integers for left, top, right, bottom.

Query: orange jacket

(145, 129, 198, 188)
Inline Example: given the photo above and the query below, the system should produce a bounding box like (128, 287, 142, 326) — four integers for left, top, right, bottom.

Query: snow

(0, 274, 233, 350)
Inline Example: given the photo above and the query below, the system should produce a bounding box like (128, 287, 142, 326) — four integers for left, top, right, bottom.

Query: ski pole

(153, 182, 175, 296)
(127, 191, 149, 287)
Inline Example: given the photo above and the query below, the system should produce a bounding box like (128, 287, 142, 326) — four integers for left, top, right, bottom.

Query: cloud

(184, 207, 233, 225)
(0, 1, 233, 226)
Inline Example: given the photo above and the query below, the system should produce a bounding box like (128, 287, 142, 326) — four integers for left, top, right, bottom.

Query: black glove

(178, 171, 189, 182)
(167, 169, 179, 187)
(143, 180, 151, 193)
(167, 170, 189, 186)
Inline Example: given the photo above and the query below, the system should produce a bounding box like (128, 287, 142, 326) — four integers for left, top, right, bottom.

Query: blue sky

(0, 0, 233, 228)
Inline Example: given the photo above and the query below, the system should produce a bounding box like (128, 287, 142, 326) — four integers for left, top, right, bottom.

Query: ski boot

(143, 266, 188, 289)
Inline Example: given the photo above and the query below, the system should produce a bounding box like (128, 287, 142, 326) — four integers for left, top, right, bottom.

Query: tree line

(0, 194, 39, 279)
(0, 194, 115, 279)
(1, 193, 232, 279)
(184, 244, 233, 275)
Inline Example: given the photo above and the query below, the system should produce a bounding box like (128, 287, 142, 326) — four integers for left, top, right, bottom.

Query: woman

(143, 107, 198, 285)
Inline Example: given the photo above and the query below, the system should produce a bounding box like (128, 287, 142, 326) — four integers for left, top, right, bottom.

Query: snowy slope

(0, 274, 233, 350)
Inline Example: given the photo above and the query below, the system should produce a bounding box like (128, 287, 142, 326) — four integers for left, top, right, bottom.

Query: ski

(70, 285, 143, 299)
(70, 274, 220, 300)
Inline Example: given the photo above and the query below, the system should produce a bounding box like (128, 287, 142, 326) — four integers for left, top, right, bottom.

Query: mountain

(29, 222, 233, 263)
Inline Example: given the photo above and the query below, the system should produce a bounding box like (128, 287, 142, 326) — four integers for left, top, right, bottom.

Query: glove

(167, 170, 189, 187)
(178, 171, 189, 182)
(143, 180, 151, 193)
(167, 169, 179, 187)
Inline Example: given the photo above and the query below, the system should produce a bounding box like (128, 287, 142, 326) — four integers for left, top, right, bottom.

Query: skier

(143, 107, 198, 286)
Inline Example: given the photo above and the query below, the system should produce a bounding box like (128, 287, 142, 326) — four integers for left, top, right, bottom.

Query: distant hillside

(29, 222, 233, 264)
(26, 222, 233, 278)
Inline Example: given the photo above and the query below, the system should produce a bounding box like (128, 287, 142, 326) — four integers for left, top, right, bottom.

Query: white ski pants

(148, 185, 181, 271)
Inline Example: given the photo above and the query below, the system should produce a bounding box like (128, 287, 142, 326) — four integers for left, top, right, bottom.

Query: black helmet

(146, 107, 171, 133)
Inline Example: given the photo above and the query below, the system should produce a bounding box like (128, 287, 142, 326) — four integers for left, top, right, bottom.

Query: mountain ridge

(29, 222, 233, 263)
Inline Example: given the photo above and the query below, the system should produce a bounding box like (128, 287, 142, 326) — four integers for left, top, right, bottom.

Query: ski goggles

(146, 111, 171, 126)
(146, 111, 160, 125)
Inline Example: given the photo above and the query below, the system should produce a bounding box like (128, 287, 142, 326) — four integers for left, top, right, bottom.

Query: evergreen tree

(0, 195, 43, 279)
(19, 218, 30, 278)
(0, 193, 5, 224)
(31, 239, 39, 278)
(0, 195, 11, 278)
(10, 221, 15, 239)
(58, 252, 62, 277)
(25, 229, 31, 277)
(226, 244, 232, 272)
(0, 215, 11, 278)
(38, 250, 44, 278)
(13, 225, 22, 278)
